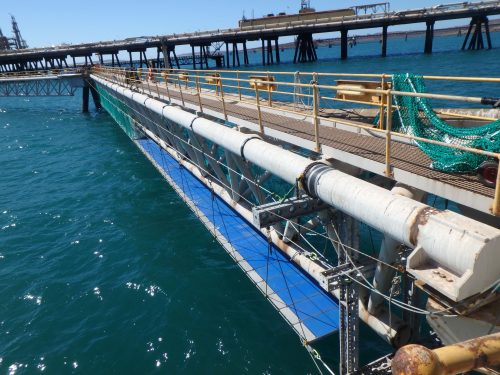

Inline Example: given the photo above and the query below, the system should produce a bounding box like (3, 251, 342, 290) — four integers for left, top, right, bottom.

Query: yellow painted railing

(91, 66, 500, 215)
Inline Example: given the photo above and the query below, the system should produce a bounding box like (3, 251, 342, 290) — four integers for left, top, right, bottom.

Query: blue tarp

(138, 138, 339, 341)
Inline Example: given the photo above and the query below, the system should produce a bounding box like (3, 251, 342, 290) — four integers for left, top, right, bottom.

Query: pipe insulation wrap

(307, 165, 427, 248)
(91, 74, 500, 301)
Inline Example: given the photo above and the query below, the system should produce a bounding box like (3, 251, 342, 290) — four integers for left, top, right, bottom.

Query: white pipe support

(304, 164, 500, 301)
(368, 184, 426, 314)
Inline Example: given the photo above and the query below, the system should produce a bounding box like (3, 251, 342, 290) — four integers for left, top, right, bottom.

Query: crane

(300, 0, 315, 13)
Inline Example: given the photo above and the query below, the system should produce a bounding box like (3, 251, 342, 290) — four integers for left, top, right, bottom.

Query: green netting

(95, 84, 137, 139)
(379, 73, 500, 173)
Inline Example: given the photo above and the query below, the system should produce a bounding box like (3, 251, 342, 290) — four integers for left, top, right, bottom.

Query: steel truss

(0, 78, 77, 97)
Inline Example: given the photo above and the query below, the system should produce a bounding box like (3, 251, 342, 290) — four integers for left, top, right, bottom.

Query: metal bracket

(252, 195, 329, 228)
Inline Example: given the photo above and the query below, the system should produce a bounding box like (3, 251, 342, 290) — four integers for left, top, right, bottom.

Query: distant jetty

(273, 18, 500, 50)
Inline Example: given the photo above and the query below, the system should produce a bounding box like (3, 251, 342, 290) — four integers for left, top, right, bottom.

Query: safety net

(386, 73, 500, 173)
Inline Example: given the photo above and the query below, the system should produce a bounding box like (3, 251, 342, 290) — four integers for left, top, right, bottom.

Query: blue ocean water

(1, 33, 499, 374)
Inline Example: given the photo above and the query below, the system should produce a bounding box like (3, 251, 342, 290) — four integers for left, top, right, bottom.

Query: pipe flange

(240, 136, 261, 161)
(300, 162, 329, 198)
(188, 116, 199, 130)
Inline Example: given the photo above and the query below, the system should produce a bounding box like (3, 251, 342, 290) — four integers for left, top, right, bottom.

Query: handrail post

(385, 90, 393, 177)
(146, 75, 152, 96)
(177, 75, 185, 107)
(164, 70, 172, 102)
(155, 77, 160, 98)
(219, 77, 228, 121)
(255, 86, 264, 134)
(196, 76, 203, 113)
(379, 74, 386, 130)
(493, 154, 500, 216)
(237, 70, 242, 101)
(267, 71, 272, 107)
(312, 73, 321, 153)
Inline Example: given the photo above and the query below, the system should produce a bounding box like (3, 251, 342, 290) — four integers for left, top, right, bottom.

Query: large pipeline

(92, 74, 500, 302)
(392, 332, 500, 375)
(139, 124, 411, 347)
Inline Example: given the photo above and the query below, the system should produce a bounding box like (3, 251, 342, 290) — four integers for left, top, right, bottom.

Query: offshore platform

(0, 15, 28, 51)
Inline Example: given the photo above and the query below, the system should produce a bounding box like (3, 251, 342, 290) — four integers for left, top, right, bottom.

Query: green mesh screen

(95, 83, 137, 139)
(378, 74, 500, 173)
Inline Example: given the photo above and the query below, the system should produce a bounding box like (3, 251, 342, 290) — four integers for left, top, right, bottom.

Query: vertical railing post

(164, 70, 172, 102)
(178, 74, 185, 107)
(379, 74, 386, 130)
(196, 75, 203, 113)
(219, 77, 228, 121)
(493, 155, 500, 216)
(155, 75, 160, 98)
(146, 75, 152, 96)
(385, 90, 393, 177)
(267, 71, 272, 107)
(237, 70, 242, 101)
(255, 85, 264, 134)
(312, 72, 321, 153)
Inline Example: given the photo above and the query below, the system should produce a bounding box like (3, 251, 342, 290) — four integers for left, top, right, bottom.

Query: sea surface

(1, 33, 499, 374)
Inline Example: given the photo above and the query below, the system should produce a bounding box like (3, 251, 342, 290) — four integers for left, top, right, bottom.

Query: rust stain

(392, 344, 438, 375)
(409, 207, 440, 246)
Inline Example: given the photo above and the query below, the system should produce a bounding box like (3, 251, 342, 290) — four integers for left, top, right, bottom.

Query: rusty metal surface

(392, 333, 500, 375)
(143, 82, 496, 200)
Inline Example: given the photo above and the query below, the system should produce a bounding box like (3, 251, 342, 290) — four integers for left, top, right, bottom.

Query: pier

(2, 1, 500, 372)
(1, 1, 500, 72)
(1, 60, 500, 373)
(87, 65, 500, 373)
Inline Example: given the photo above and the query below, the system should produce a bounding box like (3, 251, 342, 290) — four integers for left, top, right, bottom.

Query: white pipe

(92, 74, 500, 301)
(139, 123, 410, 347)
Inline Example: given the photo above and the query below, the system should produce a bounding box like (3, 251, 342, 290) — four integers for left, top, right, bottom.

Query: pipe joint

(301, 162, 329, 198)
(239, 136, 261, 161)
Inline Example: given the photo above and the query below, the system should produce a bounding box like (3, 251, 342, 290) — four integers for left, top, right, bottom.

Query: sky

(0, 0, 487, 49)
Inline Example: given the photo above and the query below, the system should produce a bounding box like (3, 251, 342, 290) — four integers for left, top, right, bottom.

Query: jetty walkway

(92, 67, 500, 218)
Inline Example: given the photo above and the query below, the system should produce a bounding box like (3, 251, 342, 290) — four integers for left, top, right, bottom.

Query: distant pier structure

(0, 1, 499, 72)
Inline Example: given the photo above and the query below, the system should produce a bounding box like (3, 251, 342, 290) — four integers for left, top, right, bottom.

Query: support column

(172, 48, 180, 69)
(82, 85, 90, 112)
(266, 39, 274, 65)
(381, 25, 388, 57)
(275, 38, 280, 64)
(485, 16, 492, 49)
(232, 43, 236, 67)
(368, 184, 426, 315)
(192, 45, 196, 69)
(90, 83, 102, 110)
(129, 51, 133, 67)
(294, 33, 317, 63)
(234, 43, 240, 66)
(203, 45, 208, 69)
(261, 39, 265, 65)
(464, 15, 491, 50)
(424, 20, 435, 54)
(225, 42, 230, 67)
(340, 29, 348, 60)
(243, 41, 249, 65)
